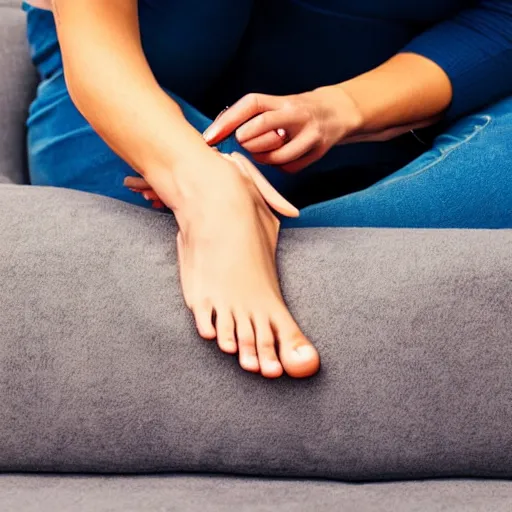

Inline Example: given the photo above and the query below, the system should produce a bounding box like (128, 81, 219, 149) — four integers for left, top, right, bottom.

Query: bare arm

(204, 53, 452, 171)
(335, 53, 452, 138)
(51, 0, 298, 218)
(52, 0, 213, 207)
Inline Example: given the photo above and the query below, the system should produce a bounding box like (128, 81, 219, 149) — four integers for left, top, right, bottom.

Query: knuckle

(310, 122, 322, 139)
(255, 113, 270, 130)
(303, 109, 314, 122)
(282, 99, 296, 112)
(245, 93, 260, 110)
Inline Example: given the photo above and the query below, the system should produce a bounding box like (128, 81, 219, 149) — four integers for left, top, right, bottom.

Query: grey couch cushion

(1, 475, 512, 512)
(1, 185, 512, 479)
(0, 4, 37, 184)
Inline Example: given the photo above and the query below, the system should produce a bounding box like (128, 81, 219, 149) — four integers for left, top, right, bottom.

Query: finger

(203, 93, 281, 145)
(255, 130, 316, 167)
(143, 191, 160, 201)
(235, 110, 293, 143)
(152, 200, 166, 209)
(124, 176, 152, 190)
(241, 130, 286, 154)
(227, 153, 299, 218)
(281, 148, 325, 173)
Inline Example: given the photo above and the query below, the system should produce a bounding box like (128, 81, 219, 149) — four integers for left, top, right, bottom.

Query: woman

(24, 1, 512, 379)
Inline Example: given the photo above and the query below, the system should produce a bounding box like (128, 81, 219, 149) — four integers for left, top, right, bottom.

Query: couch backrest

(0, 1, 22, 8)
(0, 3, 37, 184)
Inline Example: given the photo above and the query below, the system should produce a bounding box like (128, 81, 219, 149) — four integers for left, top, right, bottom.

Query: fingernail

(142, 192, 150, 201)
(203, 106, 229, 142)
(202, 128, 213, 142)
(203, 126, 219, 143)
(277, 128, 287, 138)
(215, 106, 230, 122)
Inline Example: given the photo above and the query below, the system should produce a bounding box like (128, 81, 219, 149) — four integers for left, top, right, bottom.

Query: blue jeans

(24, 3, 512, 228)
(286, 103, 512, 228)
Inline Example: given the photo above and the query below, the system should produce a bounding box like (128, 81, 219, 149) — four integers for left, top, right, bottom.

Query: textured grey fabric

(2, 476, 512, 512)
(1, 1, 510, 508)
(0, 6, 36, 184)
(1, 185, 512, 479)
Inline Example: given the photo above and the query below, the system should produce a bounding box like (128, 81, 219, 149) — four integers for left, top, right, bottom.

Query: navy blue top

(25, 0, 512, 125)
(234, 0, 512, 122)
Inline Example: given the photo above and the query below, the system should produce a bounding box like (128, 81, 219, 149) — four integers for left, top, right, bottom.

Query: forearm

(53, 0, 211, 180)
(329, 53, 453, 140)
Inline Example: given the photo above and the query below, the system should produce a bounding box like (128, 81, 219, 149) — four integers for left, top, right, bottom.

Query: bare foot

(126, 153, 320, 378)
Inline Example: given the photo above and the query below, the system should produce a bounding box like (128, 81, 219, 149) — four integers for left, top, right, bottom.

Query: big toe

(275, 316, 320, 378)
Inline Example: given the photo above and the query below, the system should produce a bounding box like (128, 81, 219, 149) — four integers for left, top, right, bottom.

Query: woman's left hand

(202, 86, 363, 173)
(125, 151, 300, 217)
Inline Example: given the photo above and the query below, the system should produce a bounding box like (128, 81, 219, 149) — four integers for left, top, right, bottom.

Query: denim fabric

(24, 3, 512, 228)
(284, 99, 512, 228)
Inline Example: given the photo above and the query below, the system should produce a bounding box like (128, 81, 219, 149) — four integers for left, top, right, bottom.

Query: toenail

(294, 346, 313, 358)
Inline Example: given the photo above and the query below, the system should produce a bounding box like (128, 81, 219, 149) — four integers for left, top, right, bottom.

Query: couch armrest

(2, 185, 512, 480)
(0, 6, 37, 184)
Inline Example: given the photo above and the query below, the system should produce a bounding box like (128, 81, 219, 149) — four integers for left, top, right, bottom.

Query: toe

(235, 314, 260, 373)
(272, 310, 320, 378)
(215, 309, 238, 354)
(254, 316, 283, 379)
(193, 302, 216, 340)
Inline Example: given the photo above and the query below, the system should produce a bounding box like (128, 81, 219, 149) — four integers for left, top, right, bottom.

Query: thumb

(225, 152, 299, 218)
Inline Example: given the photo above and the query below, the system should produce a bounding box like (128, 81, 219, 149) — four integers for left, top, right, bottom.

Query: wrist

(143, 142, 219, 208)
(335, 54, 452, 135)
(310, 85, 364, 145)
(141, 124, 211, 176)
(145, 146, 253, 227)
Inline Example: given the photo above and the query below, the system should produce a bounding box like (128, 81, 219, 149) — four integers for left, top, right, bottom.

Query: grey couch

(2, 2, 512, 510)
